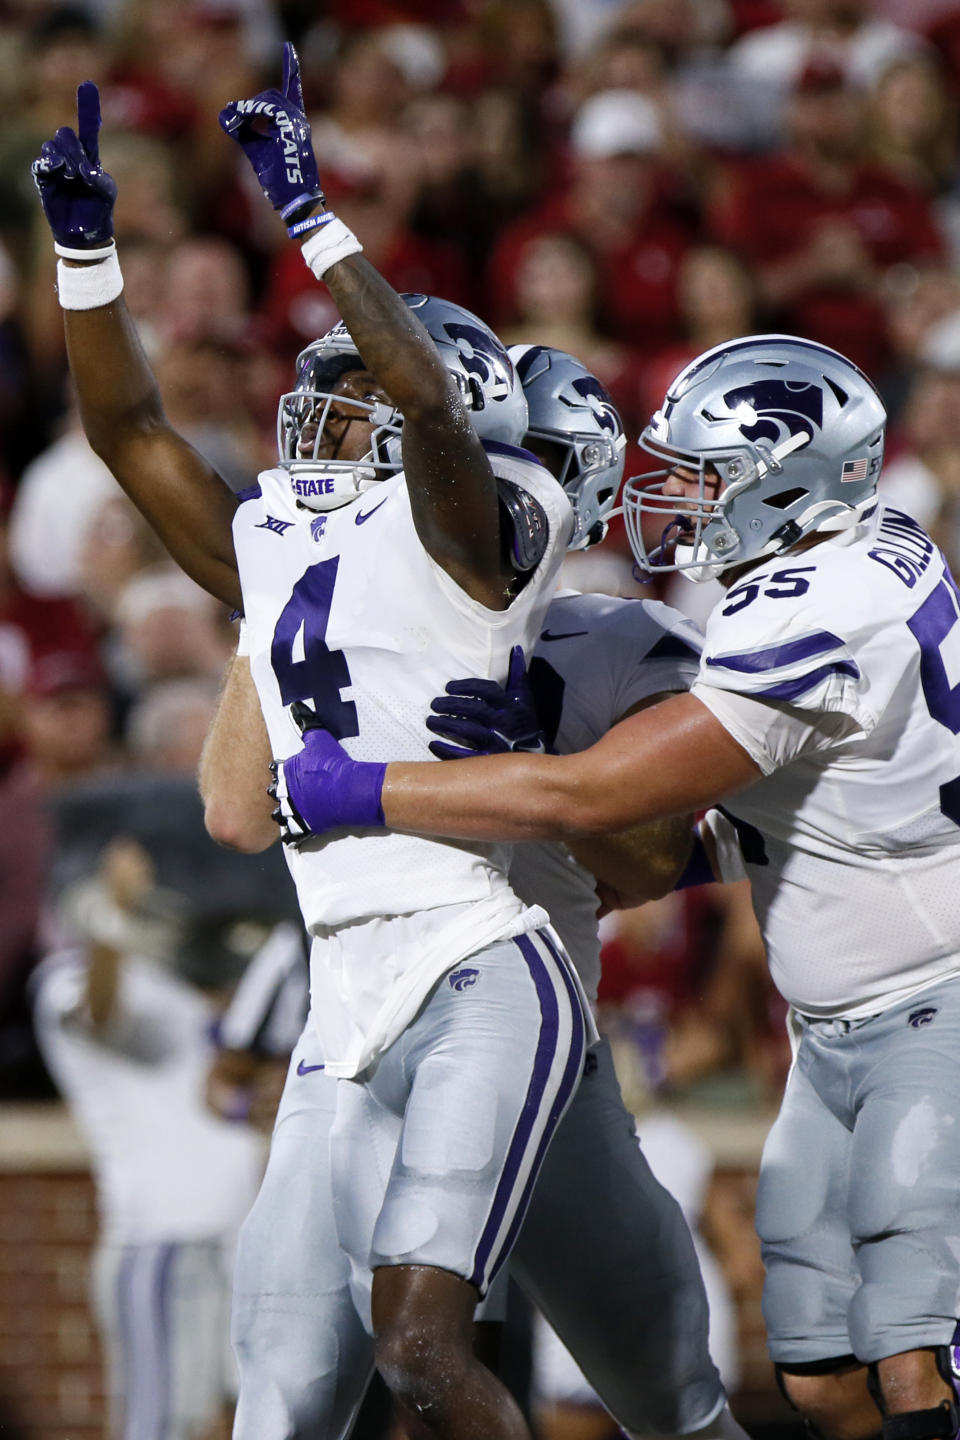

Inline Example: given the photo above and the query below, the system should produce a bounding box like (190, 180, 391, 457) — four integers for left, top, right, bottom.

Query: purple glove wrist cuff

(339, 761, 387, 830)
(281, 191, 327, 225)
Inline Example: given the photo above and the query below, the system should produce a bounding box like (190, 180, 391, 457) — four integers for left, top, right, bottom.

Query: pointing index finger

(76, 81, 101, 163)
(281, 42, 304, 112)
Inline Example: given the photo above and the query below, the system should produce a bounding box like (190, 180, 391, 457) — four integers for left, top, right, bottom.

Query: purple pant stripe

(484, 929, 586, 1288)
(152, 1244, 175, 1440)
(468, 929, 585, 1290)
(116, 1244, 176, 1440)
(115, 1247, 138, 1439)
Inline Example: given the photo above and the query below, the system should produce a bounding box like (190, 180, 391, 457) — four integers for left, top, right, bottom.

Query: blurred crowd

(5, 0, 960, 1433)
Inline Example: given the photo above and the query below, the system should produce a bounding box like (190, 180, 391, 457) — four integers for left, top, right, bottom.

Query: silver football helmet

(622, 334, 887, 582)
(509, 344, 626, 549)
(278, 294, 528, 511)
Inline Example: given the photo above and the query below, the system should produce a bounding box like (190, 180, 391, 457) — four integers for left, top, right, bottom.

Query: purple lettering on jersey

(868, 508, 935, 588)
(293, 477, 336, 497)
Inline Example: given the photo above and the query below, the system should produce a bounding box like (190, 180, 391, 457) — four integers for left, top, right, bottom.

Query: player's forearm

(321, 254, 455, 423)
(200, 654, 278, 852)
(382, 750, 659, 843)
(64, 292, 241, 607)
(570, 816, 695, 906)
(380, 694, 762, 844)
(64, 290, 165, 440)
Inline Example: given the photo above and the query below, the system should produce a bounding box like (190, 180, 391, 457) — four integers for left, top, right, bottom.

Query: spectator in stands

(865, 54, 960, 265)
(641, 245, 758, 423)
(8, 408, 120, 601)
(867, 53, 957, 193)
(488, 88, 692, 350)
(879, 363, 960, 575)
(501, 231, 647, 435)
(725, 0, 924, 141)
(20, 651, 117, 793)
(125, 677, 223, 777)
(111, 567, 233, 691)
(708, 56, 946, 376)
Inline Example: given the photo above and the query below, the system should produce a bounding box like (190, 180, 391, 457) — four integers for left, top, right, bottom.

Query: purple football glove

(426, 645, 546, 760)
(269, 701, 385, 845)
(32, 81, 117, 249)
(219, 42, 324, 224)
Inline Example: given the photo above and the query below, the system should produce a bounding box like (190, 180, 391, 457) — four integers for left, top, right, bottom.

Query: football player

(200, 344, 750, 1440)
(275, 334, 960, 1440)
(33, 48, 589, 1440)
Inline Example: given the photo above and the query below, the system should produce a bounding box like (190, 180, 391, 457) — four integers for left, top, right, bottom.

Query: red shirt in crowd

(709, 154, 945, 374)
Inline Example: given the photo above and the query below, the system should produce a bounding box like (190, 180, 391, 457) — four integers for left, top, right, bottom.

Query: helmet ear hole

(765, 486, 808, 510)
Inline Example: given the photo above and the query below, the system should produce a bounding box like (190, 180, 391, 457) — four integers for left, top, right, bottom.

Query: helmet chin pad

(288, 467, 381, 511)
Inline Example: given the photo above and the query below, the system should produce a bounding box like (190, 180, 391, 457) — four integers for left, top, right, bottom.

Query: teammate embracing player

(200, 341, 748, 1440)
(281, 333, 960, 1440)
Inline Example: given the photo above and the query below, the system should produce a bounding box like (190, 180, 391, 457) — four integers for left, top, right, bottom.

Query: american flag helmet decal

(842, 457, 869, 482)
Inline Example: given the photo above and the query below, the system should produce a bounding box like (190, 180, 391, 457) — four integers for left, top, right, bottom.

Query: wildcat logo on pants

(449, 968, 480, 992)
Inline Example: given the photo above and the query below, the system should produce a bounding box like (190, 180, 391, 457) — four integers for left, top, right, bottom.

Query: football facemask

(278, 296, 527, 513)
(622, 334, 887, 582)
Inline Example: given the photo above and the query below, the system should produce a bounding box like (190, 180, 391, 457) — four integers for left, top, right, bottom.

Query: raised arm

(32, 83, 241, 608)
(218, 44, 507, 606)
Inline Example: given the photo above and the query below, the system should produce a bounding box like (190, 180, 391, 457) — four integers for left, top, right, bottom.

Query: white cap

(570, 90, 663, 159)
(920, 310, 960, 372)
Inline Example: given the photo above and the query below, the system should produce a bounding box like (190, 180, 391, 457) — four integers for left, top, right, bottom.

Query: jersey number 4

(271, 558, 360, 739)
(909, 571, 960, 827)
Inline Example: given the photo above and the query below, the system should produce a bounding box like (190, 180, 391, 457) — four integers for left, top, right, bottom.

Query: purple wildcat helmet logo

(721, 379, 823, 449)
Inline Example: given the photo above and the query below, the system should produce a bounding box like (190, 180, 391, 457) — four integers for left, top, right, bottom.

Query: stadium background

(2, 0, 960, 1434)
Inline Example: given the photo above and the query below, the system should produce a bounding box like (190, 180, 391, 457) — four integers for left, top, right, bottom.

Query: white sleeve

(692, 682, 867, 775)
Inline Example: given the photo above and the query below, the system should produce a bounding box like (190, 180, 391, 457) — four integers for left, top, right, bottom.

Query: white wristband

(300, 215, 363, 280)
(56, 250, 124, 310)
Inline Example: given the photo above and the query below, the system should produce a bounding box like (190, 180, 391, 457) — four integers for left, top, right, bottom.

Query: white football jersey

(31, 950, 264, 1243)
(508, 590, 704, 1004)
(693, 502, 960, 1019)
(233, 448, 573, 1076)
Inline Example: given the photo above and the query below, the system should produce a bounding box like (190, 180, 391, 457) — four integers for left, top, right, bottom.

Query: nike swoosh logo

(296, 1059, 325, 1075)
(355, 496, 389, 525)
(541, 629, 589, 642)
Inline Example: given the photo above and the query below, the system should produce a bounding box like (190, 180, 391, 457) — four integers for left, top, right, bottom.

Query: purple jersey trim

(706, 630, 844, 675)
(752, 659, 861, 700)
